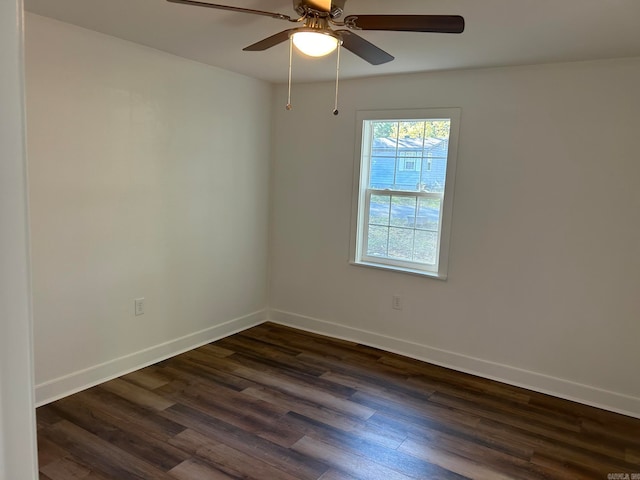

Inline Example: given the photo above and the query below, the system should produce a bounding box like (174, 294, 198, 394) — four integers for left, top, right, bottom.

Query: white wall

(270, 57, 640, 417)
(26, 14, 272, 404)
(0, 1, 39, 478)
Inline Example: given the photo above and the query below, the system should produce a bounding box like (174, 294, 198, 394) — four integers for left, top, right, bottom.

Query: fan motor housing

(293, 0, 346, 18)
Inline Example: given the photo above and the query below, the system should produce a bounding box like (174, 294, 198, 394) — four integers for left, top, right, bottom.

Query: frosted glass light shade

(292, 31, 339, 57)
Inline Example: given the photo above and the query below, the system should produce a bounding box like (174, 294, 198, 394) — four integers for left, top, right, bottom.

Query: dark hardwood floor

(37, 322, 640, 479)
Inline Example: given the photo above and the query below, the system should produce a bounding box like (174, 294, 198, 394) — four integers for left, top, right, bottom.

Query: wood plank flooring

(37, 322, 640, 479)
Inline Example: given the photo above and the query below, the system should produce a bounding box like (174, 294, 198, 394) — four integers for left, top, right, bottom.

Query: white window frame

(349, 108, 460, 279)
(398, 155, 420, 172)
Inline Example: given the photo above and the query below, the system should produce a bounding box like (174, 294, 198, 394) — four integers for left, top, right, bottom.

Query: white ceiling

(24, 0, 640, 84)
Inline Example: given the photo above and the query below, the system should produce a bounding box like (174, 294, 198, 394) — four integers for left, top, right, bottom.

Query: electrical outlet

(392, 295, 402, 311)
(134, 298, 145, 316)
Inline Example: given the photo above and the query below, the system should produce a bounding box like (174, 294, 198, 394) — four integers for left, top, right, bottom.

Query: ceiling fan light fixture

(291, 31, 339, 57)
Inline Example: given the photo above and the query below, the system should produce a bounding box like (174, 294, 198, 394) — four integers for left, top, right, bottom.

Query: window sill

(349, 260, 447, 281)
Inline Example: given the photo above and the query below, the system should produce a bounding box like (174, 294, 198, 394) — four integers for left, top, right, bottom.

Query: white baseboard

(36, 307, 640, 419)
(35, 309, 268, 406)
(269, 309, 640, 419)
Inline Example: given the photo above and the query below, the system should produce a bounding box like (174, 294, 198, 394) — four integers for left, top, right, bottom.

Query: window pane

(369, 195, 390, 226)
(388, 227, 414, 260)
(420, 140, 448, 193)
(398, 121, 425, 142)
(416, 198, 441, 231)
(394, 168, 419, 191)
(369, 155, 396, 189)
(425, 120, 451, 139)
(367, 225, 389, 257)
(390, 196, 416, 228)
(414, 230, 438, 265)
(371, 121, 398, 142)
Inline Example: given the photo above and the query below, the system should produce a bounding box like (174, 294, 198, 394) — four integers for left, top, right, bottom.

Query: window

(350, 109, 460, 279)
(398, 152, 420, 172)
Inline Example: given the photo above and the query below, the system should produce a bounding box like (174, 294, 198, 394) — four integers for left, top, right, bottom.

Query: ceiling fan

(166, 0, 464, 113)
(166, 0, 464, 65)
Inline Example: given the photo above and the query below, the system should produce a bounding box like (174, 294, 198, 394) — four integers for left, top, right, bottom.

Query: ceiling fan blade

(166, 0, 294, 22)
(344, 15, 465, 34)
(337, 31, 394, 65)
(243, 29, 298, 51)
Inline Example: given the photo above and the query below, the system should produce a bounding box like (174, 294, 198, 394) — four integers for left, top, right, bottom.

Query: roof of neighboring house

(372, 137, 447, 151)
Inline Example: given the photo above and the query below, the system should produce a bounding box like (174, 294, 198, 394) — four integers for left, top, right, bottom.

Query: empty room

(1, 0, 640, 479)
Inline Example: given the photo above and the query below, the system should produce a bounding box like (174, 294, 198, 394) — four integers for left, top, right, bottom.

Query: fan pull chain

(333, 42, 341, 116)
(286, 36, 293, 111)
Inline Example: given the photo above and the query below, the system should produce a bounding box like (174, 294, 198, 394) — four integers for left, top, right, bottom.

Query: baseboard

(269, 309, 640, 419)
(35, 309, 268, 406)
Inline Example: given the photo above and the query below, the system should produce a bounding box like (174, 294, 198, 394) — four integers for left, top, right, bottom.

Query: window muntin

(351, 109, 460, 278)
